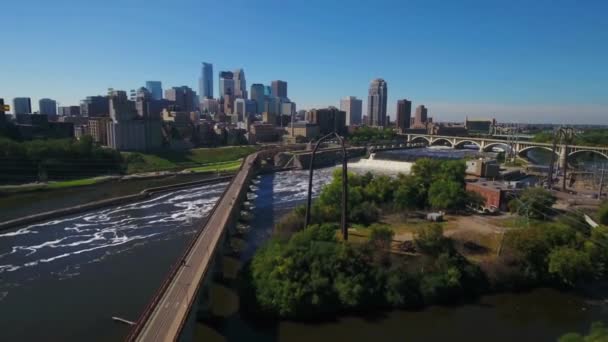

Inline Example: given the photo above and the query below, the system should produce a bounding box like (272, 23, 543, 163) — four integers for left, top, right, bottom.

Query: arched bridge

(405, 134, 608, 164)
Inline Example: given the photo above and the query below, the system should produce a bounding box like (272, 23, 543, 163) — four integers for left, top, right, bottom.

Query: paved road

(130, 154, 257, 341)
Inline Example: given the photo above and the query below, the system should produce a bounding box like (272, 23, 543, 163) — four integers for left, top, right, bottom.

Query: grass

(0, 176, 109, 194)
(123, 145, 258, 174)
(185, 160, 243, 173)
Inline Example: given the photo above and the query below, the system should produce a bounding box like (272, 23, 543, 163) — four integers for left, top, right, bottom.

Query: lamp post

(304, 132, 349, 240)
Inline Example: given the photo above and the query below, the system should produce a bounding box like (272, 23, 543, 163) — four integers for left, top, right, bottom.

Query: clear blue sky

(1, 0, 607, 124)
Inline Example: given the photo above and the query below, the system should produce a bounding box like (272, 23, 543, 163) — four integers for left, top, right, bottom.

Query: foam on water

(0, 182, 228, 291)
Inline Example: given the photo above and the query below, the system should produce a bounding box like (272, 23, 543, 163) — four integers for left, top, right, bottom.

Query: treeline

(0, 136, 123, 183)
(247, 223, 485, 319)
(348, 126, 398, 145)
(533, 129, 608, 146)
(276, 159, 481, 237)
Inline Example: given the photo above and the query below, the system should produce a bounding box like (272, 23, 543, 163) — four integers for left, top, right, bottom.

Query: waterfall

(348, 153, 413, 175)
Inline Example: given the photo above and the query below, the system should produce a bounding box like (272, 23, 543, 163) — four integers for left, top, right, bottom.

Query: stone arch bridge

(405, 134, 608, 165)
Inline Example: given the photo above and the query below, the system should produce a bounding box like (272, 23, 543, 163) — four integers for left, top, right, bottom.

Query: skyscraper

(309, 107, 347, 135)
(233, 68, 247, 98)
(39, 98, 57, 116)
(218, 71, 234, 97)
(250, 83, 265, 114)
(80, 96, 109, 117)
(367, 78, 387, 127)
(198, 63, 213, 100)
(396, 99, 412, 132)
(165, 86, 196, 112)
(145, 81, 163, 100)
(340, 96, 363, 126)
(12, 97, 32, 114)
(271, 80, 287, 99)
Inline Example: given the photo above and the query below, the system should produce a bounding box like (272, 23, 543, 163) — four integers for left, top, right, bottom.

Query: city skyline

(1, 1, 607, 124)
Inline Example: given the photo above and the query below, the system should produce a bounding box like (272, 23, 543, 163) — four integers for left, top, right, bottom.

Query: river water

(0, 182, 228, 341)
(200, 152, 608, 342)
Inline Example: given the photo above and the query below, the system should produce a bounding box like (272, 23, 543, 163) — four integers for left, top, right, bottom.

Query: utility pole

(547, 128, 560, 189)
(599, 168, 606, 200)
(561, 127, 575, 192)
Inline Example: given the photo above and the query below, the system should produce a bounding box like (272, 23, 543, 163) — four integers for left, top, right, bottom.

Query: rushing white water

(348, 154, 413, 175)
(0, 182, 227, 286)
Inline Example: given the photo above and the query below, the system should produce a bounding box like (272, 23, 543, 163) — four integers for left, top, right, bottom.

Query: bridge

(405, 134, 608, 166)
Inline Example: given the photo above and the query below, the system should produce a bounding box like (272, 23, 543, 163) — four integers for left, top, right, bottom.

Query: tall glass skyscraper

(250, 83, 265, 114)
(198, 62, 213, 101)
(233, 68, 247, 98)
(145, 81, 163, 100)
(367, 78, 388, 127)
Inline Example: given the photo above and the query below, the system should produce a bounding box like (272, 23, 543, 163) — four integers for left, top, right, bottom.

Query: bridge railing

(125, 153, 256, 341)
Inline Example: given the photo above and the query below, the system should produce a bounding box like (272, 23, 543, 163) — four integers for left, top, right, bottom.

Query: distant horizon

(1, 0, 606, 124)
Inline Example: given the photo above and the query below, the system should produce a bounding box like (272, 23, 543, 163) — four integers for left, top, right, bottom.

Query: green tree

(509, 187, 557, 220)
(368, 224, 394, 250)
(394, 175, 424, 211)
(548, 246, 593, 286)
(558, 322, 608, 342)
(414, 224, 447, 255)
(428, 179, 466, 210)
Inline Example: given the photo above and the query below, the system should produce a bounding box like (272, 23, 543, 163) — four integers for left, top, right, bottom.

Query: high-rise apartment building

(308, 107, 347, 136)
(271, 80, 287, 99)
(233, 68, 247, 98)
(219, 71, 234, 98)
(340, 96, 362, 126)
(396, 99, 412, 132)
(198, 63, 213, 100)
(165, 86, 195, 112)
(250, 83, 265, 114)
(145, 81, 163, 100)
(12, 97, 32, 114)
(38, 98, 57, 116)
(58, 106, 81, 116)
(367, 78, 387, 127)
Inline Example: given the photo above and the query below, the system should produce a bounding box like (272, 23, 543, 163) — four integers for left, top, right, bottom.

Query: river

(199, 159, 608, 342)
(0, 181, 228, 341)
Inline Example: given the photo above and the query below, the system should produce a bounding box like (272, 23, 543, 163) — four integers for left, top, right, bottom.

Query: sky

(1, 0, 607, 124)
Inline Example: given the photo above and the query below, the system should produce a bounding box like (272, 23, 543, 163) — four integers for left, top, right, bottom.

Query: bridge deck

(128, 153, 257, 341)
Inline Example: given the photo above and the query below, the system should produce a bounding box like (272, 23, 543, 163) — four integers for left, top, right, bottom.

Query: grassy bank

(124, 146, 257, 174)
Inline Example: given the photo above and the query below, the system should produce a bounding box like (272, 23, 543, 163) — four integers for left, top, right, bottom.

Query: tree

(368, 224, 394, 250)
(364, 175, 396, 205)
(548, 246, 593, 286)
(559, 322, 608, 342)
(394, 175, 424, 211)
(428, 179, 466, 210)
(509, 187, 557, 220)
(414, 224, 447, 255)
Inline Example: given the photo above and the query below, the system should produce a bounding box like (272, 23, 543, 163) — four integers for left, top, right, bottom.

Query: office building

(106, 90, 161, 151)
(135, 87, 163, 120)
(38, 98, 57, 117)
(80, 96, 109, 117)
(88, 117, 111, 145)
(0, 98, 5, 122)
(367, 78, 387, 127)
(13, 97, 32, 115)
(233, 68, 247, 98)
(219, 71, 234, 97)
(264, 85, 272, 97)
(411, 105, 429, 128)
(201, 98, 219, 114)
(198, 62, 213, 100)
(58, 106, 81, 116)
(165, 86, 195, 112)
(109, 90, 136, 122)
(145, 81, 163, 100)
(396, 99, 412, 132)
(308, 107, 346, 135)
(250, 83, 265, 114)
(340, 96, 362, 126)
(271, 80, 287, 99)
(466, 117, 495, 134)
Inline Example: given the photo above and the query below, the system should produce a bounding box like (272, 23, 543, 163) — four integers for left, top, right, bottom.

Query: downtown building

(233, 68, 247, 99)
(145, 81, 163, 100)
(106, 90, 162, 151)
(271, 80, 287, 99)
(198, 62, 213, 101)
(12, 97, 32, 115)
(396, 99, 412, 132)
(80, 95, 109, 117)
(340, 96, 362, 126)
(38, 98, 57, 117)
(165, 86, 196, 112)
(250, 83, 265, 114)
(367, 78, 388, 127)
(308, 107, 347, 136)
